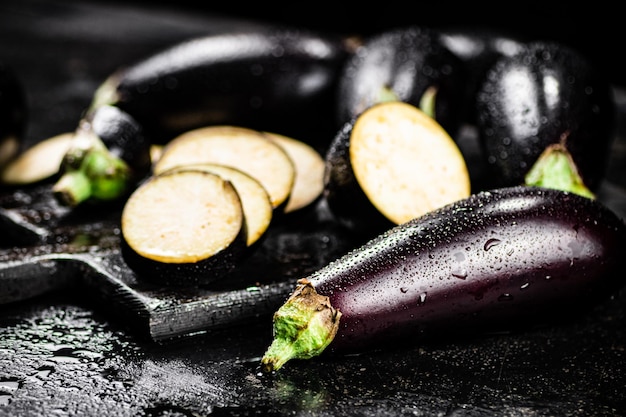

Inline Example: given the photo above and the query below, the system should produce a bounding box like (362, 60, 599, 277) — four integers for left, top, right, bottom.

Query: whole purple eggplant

(261, 186, 626, 372)
(336, 25, 467, 137)
(475, 41, 615, 191)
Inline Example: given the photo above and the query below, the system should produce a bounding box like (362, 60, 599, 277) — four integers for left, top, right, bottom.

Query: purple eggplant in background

(475, 41, 616, 192)
(261, 186, 626, 372)
(91, 27, 353, 146)
(335, 25, 467, 138)
(438, 27, 526, 126)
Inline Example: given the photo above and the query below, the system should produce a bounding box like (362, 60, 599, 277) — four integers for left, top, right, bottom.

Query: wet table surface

(1, 1, 626, 416)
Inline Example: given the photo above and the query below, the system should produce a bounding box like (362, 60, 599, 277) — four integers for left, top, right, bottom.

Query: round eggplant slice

(325, 101, 471, 236)
(153, 126, 295, 212)
(159, 163, 273, 247)
(0, 132, 73, 185)
(263, 131, 325, 213)
(121, 169, 247, 287)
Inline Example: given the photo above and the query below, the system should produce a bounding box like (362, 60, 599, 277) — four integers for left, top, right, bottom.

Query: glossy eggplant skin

(0, 62, 27, 167)
(323, 118, 388, 236)
(93, 28, 353, 146)
(310, 186, 626, 351)
(335, 25, 467, 137)
(475, 41, 616, 191)
(84, 105, 151, 180)
(438, 28, 526, 125)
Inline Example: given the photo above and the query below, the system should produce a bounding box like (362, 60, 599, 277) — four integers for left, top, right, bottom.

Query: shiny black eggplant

(475, 41, 616, 191)
(439, 28, 526, 125)
(261, 186, 626, 371)
(53, 105, 151, 206)
(0, 62, 27, 169)
(90, 28, 354, 146)
(335, 25, 467, 137)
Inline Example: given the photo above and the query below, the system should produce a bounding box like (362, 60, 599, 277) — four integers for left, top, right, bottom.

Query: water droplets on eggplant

(498, 293, 514, 302)
(484, 238, 502, 251)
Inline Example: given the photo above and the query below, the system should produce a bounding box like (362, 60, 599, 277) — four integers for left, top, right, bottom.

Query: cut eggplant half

(159, 163, 273, 247)
(0, 132, 74, 185)
(263, 132, 325, 213)
(325, 101, 471, 235)
(121, 169, 247, 287)
(153, 126, 295, 212)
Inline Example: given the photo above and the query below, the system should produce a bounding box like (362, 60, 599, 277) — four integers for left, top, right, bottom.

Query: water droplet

(484, 238, 502, 251)
(400, 287, 408, 293)
(520, 282, 530, 290)
(498, 293, 514, 302)
(30, 366, 54, 380)
(0, 380, 20, 392)
(452, 269, 468, 280)
(417, 293, 427, 305)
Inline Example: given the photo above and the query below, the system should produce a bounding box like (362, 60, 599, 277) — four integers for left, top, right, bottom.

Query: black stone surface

(1, 1, 626, 416)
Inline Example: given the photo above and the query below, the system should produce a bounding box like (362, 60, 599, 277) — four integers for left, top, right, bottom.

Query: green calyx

(53, 131, 130, 206)
(524, 138, 595, 199)
(88, 73, 121, 112)
(418, 85, 437, 120)
(375, 85, 437, 120)
(261, 279, 341, 373)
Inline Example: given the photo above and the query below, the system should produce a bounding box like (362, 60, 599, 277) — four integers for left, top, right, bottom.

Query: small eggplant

(261, 186, 626, 372)
(0, 62, 27, 169)
(324, 101, 471, 238)
(475, 41, 616, 192)
(90, 28, 354, 146)
(335, 25, 467, 137)
(52, 105, 151, 206)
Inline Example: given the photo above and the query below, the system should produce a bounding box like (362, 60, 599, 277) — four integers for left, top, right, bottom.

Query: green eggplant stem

(377, 86, 400, 104)
(261, 278, 341, 373)
(88, 73, 121, 112)
(52, 129, 130, 206)
(418, 85, 437, 119)
(376, 85, 437, 120)
(524, 135, 595, 199)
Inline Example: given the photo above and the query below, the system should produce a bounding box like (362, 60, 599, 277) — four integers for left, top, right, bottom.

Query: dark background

(123, 3, 620, 86)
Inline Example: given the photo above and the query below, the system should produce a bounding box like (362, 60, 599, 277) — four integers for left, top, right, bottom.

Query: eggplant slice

(158, 162, 273, 247)
(263, 131, 325, 213)
(153, 126, 295, 212)
(1, 132, 74, 185)
(351, 102, 470, 223)
(121, 169, 247, 287)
